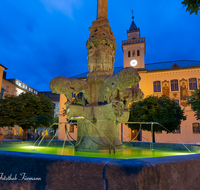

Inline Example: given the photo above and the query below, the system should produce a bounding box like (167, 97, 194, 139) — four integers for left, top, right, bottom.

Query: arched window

(132, 50, 135, 57)
(189, 78, 197, 90)
(171, 80, 179, 91)
(153, 81, 161, 92)
(137, 50, 140, 56)
(192, 123, 200, 134)
(128, 51, 131, 57)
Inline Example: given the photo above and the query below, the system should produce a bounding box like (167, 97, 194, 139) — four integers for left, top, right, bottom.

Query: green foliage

(52, 116, 59, 135)
(0, 93, 54, 135)
(188, 87, 200, 120)
(182, 0, 200, 15)
(128, 96, 186, 135)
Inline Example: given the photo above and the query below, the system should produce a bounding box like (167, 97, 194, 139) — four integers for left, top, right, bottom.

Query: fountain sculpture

(50, 0, 144, 152)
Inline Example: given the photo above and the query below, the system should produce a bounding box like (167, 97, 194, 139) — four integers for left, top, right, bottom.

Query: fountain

(1, 1, 200, 189)
(50, 0, 143, 153)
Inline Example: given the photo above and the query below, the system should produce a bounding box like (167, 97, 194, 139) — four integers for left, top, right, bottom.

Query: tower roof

(129, 20, 138, 31)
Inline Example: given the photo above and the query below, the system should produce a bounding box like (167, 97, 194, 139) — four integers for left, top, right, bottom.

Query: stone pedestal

(68, 104, 129, 152)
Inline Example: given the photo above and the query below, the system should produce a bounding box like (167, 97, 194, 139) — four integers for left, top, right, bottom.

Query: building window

(132, 50, 135, 57)
(153, 81, 161, 92)
(171, 80, 179, 91)
(137, 50, 140, 56)
(175, 99, 179, 105)
(189, 78, 197, 90)
(128, 51, 131, 57)
(193, 123, 200, 134)
(69, 124, 74, 133)
(6, 86, 9, 92)
(174, 126, 181, 133)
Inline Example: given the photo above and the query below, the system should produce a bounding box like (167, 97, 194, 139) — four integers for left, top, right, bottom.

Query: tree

(128, 96, 186, 142)
(52, 116, 59, 135)
(182, 0, 200, 15)
(188, 88, 200, 120)
(0, 93, 54, 140)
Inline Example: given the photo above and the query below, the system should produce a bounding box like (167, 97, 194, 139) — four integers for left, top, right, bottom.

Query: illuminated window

(132, 50, 135, 57)
(171, 80, 179, 91)
(128, 51, 131, 57)
(69, 124, 74, 133)
(193, 123, 200, 134)
(174, 126, 181, 133)
(175, 99, 179, 105)
(153, 81, 161, 92)
(137, 50, 140, 56)
(189, 78, 197, 90)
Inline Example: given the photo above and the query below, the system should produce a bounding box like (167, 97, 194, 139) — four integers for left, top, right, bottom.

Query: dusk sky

(0, 0, 199, 92)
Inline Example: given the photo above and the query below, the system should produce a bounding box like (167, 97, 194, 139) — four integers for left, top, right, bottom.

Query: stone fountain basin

(0, 141, 200, 189)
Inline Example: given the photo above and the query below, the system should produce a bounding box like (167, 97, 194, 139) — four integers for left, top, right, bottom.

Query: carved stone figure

(87, 42, 97, 73)
(121, 87, 144, 109)
(50, 77, 91, 105)
(98, 67, 141, 103)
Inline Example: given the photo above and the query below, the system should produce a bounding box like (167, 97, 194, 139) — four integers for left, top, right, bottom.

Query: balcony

(122, 38, 145, 45)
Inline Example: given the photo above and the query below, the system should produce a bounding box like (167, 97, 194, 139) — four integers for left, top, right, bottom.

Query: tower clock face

(130, 60, 138, 67)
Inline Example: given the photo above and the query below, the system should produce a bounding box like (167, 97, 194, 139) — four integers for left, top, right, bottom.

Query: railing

(122, 38, 145, 45)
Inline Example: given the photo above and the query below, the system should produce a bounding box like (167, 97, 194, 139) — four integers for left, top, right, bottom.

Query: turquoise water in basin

(0, 144, 195, 159)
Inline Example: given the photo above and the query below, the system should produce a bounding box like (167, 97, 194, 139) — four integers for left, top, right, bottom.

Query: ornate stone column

(97, 0, 107, 19)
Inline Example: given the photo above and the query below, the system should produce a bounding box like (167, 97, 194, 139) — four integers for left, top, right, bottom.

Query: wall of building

(58, 94, 77, 141)
(0, 66, 6, 94)
(122, 67, 200, 144)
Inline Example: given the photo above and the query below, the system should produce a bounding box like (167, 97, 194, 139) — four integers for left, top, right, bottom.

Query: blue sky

(0, 0, 199, 91)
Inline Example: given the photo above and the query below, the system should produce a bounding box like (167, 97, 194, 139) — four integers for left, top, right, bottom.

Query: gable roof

(69, 60, 200, 79)
(69, 67, 124, 79)
(145, 60, 200, 71)
(0, 63, 7, 70)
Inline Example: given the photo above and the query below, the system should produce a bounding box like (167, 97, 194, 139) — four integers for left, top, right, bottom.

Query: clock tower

(122, 15, 146, 69)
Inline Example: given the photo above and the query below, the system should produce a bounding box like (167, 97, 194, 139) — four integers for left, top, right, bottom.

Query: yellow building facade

(58, 18, 200, 144)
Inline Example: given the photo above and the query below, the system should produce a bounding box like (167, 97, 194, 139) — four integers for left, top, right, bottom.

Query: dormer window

(172, 63, 179, 68)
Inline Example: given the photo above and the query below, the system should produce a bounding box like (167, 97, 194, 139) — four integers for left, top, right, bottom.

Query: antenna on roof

(132, 10, 134, 20)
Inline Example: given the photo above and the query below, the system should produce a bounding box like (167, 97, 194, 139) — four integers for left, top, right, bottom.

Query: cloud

(40, 0, 83, 18)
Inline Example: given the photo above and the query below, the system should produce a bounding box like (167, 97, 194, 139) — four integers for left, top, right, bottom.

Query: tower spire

(132, 10, 134, 20)
(97, 0, 107, 19)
